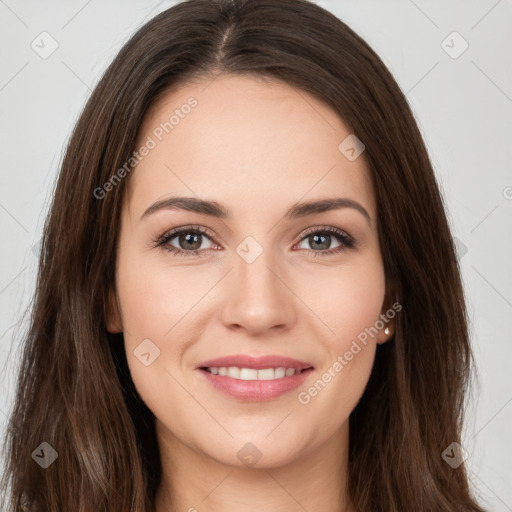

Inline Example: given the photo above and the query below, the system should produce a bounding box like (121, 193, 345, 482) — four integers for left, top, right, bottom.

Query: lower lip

(198, 368, 314, 402)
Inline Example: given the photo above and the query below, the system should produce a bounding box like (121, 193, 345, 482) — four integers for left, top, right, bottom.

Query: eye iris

(309, 233, 330, 250)
(179, 233, 202, 250)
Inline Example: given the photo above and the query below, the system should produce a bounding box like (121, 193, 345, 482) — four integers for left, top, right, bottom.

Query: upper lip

(196, 354, 314, 371)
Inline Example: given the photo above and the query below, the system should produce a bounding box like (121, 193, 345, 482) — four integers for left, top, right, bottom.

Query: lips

(195, 354, 314, 402)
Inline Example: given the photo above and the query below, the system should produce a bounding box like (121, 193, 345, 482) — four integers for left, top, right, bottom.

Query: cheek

(116, 245, 214, 342)
(295, 253, 386, 344)
(293, 255, 385, 415)
(115, 246, 220, 416)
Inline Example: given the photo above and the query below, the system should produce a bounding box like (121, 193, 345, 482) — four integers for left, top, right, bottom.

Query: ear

(105, 288, 123, 333)
(375, 289, 397, 345)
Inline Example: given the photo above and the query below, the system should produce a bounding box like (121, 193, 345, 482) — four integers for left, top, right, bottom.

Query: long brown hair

(1, 0, 486, 510)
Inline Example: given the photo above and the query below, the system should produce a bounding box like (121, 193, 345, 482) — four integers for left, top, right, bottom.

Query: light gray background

(1, 0, 511, 509)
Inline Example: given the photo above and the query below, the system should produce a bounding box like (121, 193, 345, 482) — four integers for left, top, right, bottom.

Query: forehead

(125, 73, 375, 221)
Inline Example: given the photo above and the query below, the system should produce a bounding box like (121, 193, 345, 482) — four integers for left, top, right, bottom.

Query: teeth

(274, 367, 285, 379)
(206, 366, 303, 380)
(240, 368, 258, 380)
(256, 368, 274, 380)
(227, 367, 240, 379)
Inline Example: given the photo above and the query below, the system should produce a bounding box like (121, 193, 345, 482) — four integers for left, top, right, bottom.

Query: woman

(1, 0, 486, 510)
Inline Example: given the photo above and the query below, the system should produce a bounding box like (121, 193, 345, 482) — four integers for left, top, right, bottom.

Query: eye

(294, 226, 355, 257)
(153, 225, 220, 257)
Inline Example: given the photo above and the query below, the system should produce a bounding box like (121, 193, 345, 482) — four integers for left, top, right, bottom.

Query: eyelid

(157, 224, 217, 242)
(157, 224, 354, 243)
(294, 225, 355, 246)
(153, 224, 219, 250)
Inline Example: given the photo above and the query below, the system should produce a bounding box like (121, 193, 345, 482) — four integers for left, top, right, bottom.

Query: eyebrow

(140, 196, 371, 224)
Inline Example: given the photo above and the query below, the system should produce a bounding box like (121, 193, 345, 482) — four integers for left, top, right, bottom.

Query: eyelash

(152, 224, 356, 258)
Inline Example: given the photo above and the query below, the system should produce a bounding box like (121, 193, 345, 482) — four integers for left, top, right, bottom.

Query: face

(107, 73, 393, 469)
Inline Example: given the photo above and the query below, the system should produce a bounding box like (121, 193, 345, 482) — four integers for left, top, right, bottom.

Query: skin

(107, 73, 394, 512)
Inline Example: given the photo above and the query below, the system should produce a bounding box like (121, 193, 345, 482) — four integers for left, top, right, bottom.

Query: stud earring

(384, 327, 390, 336)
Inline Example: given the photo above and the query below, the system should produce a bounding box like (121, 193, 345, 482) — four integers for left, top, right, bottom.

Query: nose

(218, 247, 297, 336)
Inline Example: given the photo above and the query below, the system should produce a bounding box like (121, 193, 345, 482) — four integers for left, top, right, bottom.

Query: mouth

(195, 354, 314, 401)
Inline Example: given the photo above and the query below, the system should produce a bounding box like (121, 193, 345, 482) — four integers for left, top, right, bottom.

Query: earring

(384, 327, 390, 336)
